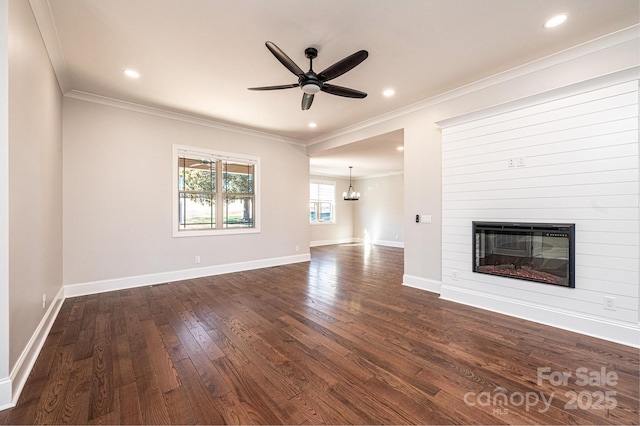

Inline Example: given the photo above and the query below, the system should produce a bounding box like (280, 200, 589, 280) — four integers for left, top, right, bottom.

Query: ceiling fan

(248, 41, 368, 110)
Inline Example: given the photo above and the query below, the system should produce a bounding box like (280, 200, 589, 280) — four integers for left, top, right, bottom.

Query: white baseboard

(310, 238, 357, 247)
(371, 239, 404, 248)
(310, 238, 405, 249)
(65, 253, 311, 298)
(402, 274, 441, 293)
(2, 285, 65, 411)
(0, 377, 11, 411)
(352, 237, 405, 248)
(440, 284, 640, 348)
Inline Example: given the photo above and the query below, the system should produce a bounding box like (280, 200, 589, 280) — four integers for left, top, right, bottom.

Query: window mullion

(209, 160, 215, 229)
(179, 157, 185, 227)
(215, 160, 223, 229)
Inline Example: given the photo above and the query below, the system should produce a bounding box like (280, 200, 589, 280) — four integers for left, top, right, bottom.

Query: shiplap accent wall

(439, 75, 639, 346)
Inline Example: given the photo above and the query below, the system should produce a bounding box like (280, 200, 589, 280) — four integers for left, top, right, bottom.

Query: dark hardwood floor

(1, 244, 638, 425)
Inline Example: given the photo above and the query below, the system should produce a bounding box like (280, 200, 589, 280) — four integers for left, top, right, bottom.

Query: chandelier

(343, 166, 360, 201)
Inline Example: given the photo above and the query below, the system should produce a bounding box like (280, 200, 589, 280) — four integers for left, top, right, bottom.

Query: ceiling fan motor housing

(300, 73, 322, 94)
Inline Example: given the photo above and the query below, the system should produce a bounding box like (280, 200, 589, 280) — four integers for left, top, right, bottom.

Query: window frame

(309, 180, 336, 225)
(173, 144, 260, 237)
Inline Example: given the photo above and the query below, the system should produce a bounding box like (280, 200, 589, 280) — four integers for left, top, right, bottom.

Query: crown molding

(310, 170, 403, 180)
(436, 66, 640, 129)
(305, 24, 640, 147)
(355, 171, 404, 180)
(29, 0, 638, 150)
(29, 0, 71, 93)
(29, 0, 305, 147)
(65, 90, 306, 146)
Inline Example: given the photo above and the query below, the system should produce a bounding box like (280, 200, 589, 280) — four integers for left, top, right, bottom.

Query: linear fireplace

(473, 222, 575, 288)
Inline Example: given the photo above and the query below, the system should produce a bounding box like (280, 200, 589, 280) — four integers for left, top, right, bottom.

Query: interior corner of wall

(4, 286, 64, 410)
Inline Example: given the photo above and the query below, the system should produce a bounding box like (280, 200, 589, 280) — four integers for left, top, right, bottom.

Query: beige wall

(353, 173, 404, 246)
(63, 98, 309, 286)
(0, 0, 9, 392)
(309, 175, 354, 246)
(8, 0, 63, 371)
(310, 173, 405, 248)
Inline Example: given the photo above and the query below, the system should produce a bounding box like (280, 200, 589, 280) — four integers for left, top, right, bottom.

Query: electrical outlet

(603, 296, 616, 311)
(42, 294, 46, 309)
(195, 256, 201, 264)
(452, 271, 458, 281)
(295, 245, 299, 252)
(507, 158, 515, 168)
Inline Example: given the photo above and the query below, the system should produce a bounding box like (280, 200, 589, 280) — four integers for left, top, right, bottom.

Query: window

(174, 145, 259, 236)
(310, 181, 335, 223)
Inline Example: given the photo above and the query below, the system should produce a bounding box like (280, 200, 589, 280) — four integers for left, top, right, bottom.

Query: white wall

(3, 0, 63, 408)
(308, 26, 639, 344)
(309, 175, 354, 246)
(310, 173, 405, 248)
(353, 173, 404, 247)
(440, 76, 639, 346)
(63, 97, 310, 292)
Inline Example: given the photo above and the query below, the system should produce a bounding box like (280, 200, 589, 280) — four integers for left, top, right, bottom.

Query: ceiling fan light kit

(249, 41, 368, 110)
(302, 83, 321, 94)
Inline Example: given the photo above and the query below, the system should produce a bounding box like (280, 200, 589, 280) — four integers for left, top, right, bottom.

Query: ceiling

(32, 0, 639, 177)
(310, 130, 404, 179)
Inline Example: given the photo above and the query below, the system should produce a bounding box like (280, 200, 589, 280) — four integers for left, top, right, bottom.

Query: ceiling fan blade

(318, 50, 368, 81)
(265, 41, 305, 77)
(321, 84, 367, 98)
(301, 93, 314, 110)
(248, 84, 299, 91)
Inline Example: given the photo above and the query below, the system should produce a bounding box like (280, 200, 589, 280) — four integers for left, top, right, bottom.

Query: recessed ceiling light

(383, 88, 395, 97)
(123, 69, 140, 79)
(308, 122, 317, 128)
(396, 146, 404, 151)
(543, 13, 568, 29)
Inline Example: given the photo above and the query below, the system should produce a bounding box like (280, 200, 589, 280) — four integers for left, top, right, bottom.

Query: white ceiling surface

(35, 0, 638, 177)
(310, 130, 404, 179)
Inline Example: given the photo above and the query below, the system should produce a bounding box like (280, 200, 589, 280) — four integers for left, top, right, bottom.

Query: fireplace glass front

(472, 222, 575, 288)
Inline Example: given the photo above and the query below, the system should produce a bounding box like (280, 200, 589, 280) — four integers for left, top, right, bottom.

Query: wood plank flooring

(1, 244, 638, 424)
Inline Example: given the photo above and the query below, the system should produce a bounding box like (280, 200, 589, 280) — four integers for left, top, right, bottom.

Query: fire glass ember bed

(472, 222, 575, 288)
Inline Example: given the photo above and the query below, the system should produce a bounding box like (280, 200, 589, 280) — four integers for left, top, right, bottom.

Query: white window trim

(310, 179, 336, 225)
(173, 144, 261, 237)
(310, 221, 336, 226)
